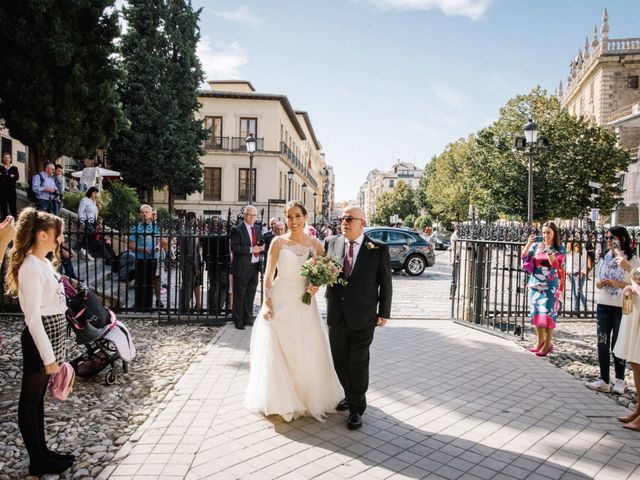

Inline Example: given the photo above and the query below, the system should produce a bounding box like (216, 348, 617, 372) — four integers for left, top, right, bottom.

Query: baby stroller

(62, 277, 136, 385)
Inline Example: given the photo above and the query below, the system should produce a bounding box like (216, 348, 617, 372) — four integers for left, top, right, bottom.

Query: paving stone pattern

(101, 319, 640, 479)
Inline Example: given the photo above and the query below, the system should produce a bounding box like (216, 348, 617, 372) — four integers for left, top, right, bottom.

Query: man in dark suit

(230, 205, 264, 329)
(324, 206, 392, 430)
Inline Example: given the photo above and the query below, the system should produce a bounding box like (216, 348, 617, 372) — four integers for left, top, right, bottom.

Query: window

(367, 230, 386, 242)
(204, 167, 222, 201)
(238, 168, 256, 202)
(628, 75, 639, 89)
(174, 192, 187, 200)
(204, 210, 222, 216)
(1, 137, 12, 157)
(240, 117, 257, 138)
(387, 231, 415, 244)
(205, 117, 223, 148)
(389, 179, 395, 188)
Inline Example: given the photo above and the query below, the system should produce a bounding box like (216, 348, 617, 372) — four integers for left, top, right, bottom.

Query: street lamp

(302, 182, 307, 206)
(313, 191, 318, 224)
(287, 169, 294, 201)
(245, 134, 256, 203)
(515, 118, 548, 226)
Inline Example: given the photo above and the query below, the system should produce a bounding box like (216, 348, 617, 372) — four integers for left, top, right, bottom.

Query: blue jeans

(570, 273, 587, 312)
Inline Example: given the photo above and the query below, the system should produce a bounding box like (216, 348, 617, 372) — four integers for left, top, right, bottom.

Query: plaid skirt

(22, 313, 67, 373)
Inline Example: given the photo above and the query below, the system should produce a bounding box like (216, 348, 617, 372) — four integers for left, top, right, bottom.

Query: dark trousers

(135, 259, 158, 308)
(328, 316, 375, 415)
(0, 190, 17, 219)
(208, 266, 229, 314)
(232, 265, 259, 325)
(36, 198, 55, 214)
(19, 328, 52, 466)
(596, 304, 626, 383)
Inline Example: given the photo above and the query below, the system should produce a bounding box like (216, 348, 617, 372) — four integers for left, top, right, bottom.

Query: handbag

(48, 362, 76, 401)
(522, 255, 535, 274)
(623, 293, 634, 316)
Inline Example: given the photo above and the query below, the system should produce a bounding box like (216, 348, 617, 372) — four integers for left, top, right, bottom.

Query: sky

(190, 0, 640, 201)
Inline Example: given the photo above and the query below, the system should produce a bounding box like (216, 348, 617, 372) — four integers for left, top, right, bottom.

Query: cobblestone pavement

(102, 318, 640, 480)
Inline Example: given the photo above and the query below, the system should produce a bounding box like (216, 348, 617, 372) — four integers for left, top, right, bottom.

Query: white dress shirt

(345, 234, 365, 269)
(18, 255, 67, 365)
(244, 222, 260, 264)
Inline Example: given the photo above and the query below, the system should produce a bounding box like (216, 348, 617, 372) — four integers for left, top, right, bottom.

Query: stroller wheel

(105, 368, 118, 385)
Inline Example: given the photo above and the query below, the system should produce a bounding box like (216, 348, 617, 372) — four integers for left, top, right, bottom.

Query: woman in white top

(77, 186, 100, 259)
(566, 241, 589, 312)
(4, 208, 73, 476)
(588, 227, 640, 397)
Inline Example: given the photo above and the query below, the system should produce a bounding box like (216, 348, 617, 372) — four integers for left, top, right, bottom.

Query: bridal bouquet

(300, 254, 346, 305)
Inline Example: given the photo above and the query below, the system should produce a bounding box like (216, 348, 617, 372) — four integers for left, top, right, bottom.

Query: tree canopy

(371, 181, 417, 226)
(0, 0, 124, 169)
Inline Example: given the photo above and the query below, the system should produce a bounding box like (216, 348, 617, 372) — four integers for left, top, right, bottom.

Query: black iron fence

(0, 211, 266, 325)
(451, 221, 640, 336)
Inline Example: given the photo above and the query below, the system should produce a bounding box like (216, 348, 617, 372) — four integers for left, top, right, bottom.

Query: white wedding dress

(244, 243, 343, 422)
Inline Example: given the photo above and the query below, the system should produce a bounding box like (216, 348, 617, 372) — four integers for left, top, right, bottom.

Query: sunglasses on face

(338, 216, 363, 224)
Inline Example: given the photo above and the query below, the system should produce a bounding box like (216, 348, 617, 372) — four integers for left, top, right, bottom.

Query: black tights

(18, 369, 51, 464)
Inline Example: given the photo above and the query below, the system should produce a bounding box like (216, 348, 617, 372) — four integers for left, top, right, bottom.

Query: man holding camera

(32, 162, 61, 214)
(230, 205, 264, 330)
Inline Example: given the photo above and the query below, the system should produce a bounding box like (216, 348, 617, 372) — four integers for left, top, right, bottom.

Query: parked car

(364, 227, 435, 276)
(430, 230, 452, 251)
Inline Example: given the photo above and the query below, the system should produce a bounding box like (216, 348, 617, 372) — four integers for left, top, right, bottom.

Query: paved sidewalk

(101, 321, 640, 480)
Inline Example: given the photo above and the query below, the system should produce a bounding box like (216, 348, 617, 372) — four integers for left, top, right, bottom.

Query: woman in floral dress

(521, 222, 566, 357)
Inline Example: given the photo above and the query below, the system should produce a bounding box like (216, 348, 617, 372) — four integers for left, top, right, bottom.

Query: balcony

(204, 137, 229, 151)
(231, 136, 264, 151)
(203, 136, 264, 152)
(607, 102, 640, 127)
(280, 142, 318, 190)
(631, 146, 639, 163)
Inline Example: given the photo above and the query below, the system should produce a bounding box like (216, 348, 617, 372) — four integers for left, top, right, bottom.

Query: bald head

(274, 222, 286, 236)
(340, 205, 366, 240)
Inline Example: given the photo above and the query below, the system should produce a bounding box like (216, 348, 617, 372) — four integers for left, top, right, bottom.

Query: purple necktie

(344, 241, 355, 277)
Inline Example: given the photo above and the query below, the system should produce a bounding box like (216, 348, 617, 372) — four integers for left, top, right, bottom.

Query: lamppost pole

(527, 150, 533, 226)
(302, 182, 307, 207)
(313, 192, 317, 224)
(245, 134, 257, 203)
(516, 119, 547, 227)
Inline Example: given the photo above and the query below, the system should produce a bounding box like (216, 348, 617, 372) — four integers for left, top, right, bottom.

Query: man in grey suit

(230, 205, 264, 329)
(324, 206, 392, 430)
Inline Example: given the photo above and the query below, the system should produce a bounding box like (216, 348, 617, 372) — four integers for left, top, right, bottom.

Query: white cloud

(197, 38, 248, 81)
(212, 6, 263, 27)
(365, 0, 491, 20)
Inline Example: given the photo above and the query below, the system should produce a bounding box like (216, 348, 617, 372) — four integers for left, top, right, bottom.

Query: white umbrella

(71, 167, 121, 191)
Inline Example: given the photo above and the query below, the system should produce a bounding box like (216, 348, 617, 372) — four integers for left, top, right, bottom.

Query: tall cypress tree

(163, 0, 207, 213)
(0, 0, 124, 172)
(108, 0, 171, 202)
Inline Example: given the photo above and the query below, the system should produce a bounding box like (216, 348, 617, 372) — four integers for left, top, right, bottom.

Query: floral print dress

(522, 243, 566, 329)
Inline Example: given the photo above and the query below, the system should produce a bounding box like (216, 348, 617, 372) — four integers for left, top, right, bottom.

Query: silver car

(364, 227, 435, 276)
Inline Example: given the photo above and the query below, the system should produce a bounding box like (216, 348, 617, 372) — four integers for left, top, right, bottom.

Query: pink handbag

(522, 255, 535, 274)
(48, 362, 76, 401)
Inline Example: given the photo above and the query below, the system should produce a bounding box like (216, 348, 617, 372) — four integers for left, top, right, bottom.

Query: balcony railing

(203, 136, 264, 152)
(630, 146, 639, 163)
(204, 137, 229, 151)
(608, 103, 640, 124)
(231, 136, 264, 151)
(280, 142, 318, 190)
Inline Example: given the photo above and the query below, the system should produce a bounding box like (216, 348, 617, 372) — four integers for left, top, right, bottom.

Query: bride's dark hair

(285, 200, 307, 217)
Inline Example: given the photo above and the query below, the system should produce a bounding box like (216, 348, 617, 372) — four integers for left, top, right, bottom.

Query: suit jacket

(263, 230, 275, 258)
(324, 234, 392, 329)
(230, 222, 263, 279)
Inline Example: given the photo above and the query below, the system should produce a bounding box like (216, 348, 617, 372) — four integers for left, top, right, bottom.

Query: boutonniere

(365, 241, 378, 250)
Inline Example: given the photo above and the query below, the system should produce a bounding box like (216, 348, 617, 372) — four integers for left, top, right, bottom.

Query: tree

(371, 181, 417, 225)
(468, 87, 629, 221)
(420, 137, 479, 225)
(108, 0, 170, 202)
(0, 0, 124, 172)
(162, 0, 207, 213)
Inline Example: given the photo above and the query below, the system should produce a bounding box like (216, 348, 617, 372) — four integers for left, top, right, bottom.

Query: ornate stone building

(558, 9, 640, 224)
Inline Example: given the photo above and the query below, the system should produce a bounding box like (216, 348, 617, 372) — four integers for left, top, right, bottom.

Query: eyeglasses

(606, 236, 614, 240)
(338, 216, 363, 224)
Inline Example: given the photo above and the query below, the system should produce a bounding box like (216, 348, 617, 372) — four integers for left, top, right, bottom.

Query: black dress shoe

(336, 399, 349, 411)
(234, 322, 246, 330)
(48, 451, 75, 462)
(347, 412, 362, 430)
(29, 458, 73, 475)
(244, 320, 254, 327)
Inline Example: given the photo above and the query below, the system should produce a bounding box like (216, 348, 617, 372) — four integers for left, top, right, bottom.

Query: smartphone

(613, 239, 621, 257)
(535, 235, 543, 243)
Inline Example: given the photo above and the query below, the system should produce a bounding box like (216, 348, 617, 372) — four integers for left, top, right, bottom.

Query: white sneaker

(586, 379, 611, 393)
(79, 248, 87, 258)
(612, 379, 625, 395)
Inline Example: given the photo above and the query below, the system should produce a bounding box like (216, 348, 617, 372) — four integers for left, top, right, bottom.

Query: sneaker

(612, 379, 626, 395)
(586, 379, 611, 393)
(79, 248, 95, 261)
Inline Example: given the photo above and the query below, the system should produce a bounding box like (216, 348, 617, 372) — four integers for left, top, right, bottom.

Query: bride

(244, 201, 343, 421)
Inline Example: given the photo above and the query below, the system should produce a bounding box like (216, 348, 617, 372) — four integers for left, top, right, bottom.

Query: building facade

(559, 9, 640, 223)
(357, 161, 423, 220)
(0, 127, 28, 187)
(153, 81, 330, 221)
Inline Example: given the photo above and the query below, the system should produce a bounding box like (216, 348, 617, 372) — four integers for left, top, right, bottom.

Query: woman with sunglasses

(587, 227, 639, 396)
(522, 221, 566, 357)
